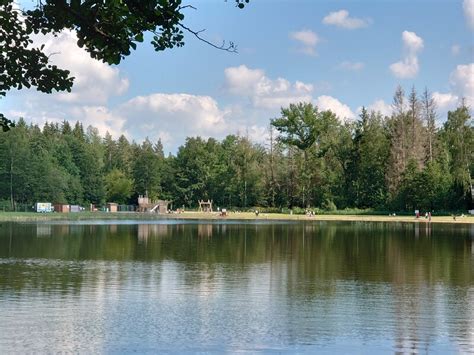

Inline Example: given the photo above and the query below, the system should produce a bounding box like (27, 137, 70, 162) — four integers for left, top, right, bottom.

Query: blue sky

(3, 0, 473, 153)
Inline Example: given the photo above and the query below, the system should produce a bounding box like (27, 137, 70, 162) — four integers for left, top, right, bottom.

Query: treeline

(0, 86, 472, 211)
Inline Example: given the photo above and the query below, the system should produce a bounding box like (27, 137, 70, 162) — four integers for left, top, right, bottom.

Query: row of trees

(0, 86, 472, 211)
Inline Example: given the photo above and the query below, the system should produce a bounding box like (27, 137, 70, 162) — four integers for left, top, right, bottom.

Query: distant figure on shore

(255, 210, 259, 217)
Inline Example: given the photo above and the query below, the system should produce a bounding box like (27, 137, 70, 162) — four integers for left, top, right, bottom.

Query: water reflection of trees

(0, 221, 472, 351)
(0, 222, 472, 287)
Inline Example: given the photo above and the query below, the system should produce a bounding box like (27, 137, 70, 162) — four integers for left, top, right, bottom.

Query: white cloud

(322, 10, 370, 29)
(367, 99, 392, 117)
(449, 63, 474, 106)
(117, 92, 275, 152)
(70, 106, 125, 138)
(6, 97, 125, 138)
(224, 65, 314, 109)
(401, 30, 424, 52)
(390, 31, 424, 79)
(390, 57, 420, 79)
(361, 93, 458, 121)
(315, 95, 356, 121)
(290, 30, 320, 56)
(235, 125, 270, 146)
(225, 65, 357, 122)
(290, 29, 319, 47)
(119, 93, 230, 149)
(34, 30, 129, 105)
(154, 131, 173, 148)
(338, 61, 365, 71)
(451, 44, 461, 56)
(294, 81, 314, 92)
(365, 64, 472, 122)
(432, 92, 459, 112)
(224, 65, 266, 95)
(464, 0, 474, 29)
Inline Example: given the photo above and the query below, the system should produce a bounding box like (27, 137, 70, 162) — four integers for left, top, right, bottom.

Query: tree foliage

(271, 103, 321, 152)
(104, 169, 133, 204)
(0, 0, 249, 130)
(0, 86, 471, 212)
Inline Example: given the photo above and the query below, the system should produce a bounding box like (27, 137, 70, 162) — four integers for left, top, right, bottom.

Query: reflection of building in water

(137, 224, 169, 243)
(36, 224, 52, 237)
(50, 225, 70, 237)
(108, 224, 118, 234)
(197, 224, 213, 238)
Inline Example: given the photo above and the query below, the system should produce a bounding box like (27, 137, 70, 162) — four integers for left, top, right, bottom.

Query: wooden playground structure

(198, 199, 213, 212)
(138, 194, 170, 213)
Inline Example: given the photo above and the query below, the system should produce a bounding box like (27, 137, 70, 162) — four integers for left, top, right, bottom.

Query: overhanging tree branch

(0, 0, 251, 130)
(178, 23, 238, 53)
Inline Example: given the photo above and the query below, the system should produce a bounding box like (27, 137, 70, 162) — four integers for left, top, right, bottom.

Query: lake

(0, 220, 472, 353)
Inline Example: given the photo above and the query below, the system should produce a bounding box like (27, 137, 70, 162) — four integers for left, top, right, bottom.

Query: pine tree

(421, 88, 438, 163)
(441, 104, 473, 208)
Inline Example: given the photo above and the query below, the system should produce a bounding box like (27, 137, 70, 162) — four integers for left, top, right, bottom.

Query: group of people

(415, 210, 432, 221)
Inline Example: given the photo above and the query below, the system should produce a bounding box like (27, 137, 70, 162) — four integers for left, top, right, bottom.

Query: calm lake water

(0, 220, 473, 353)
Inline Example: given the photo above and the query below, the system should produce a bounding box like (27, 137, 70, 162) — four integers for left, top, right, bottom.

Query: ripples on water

(0, 221, 472, 353)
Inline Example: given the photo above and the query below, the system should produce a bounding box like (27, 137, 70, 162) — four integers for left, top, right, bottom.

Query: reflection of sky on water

(0, 222, 472, 353)
(1, 259, 471, 353)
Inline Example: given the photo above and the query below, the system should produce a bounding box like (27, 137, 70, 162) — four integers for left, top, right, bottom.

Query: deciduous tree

(0, 0, 249, 130)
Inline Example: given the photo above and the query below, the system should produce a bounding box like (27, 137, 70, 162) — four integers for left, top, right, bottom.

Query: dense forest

(0, 86, 472, 212)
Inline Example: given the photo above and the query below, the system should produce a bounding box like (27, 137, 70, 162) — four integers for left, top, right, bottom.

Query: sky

(2, 0, 474, 154)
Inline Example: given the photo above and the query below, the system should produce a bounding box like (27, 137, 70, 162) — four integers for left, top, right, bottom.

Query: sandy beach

(0, 211, 472, 224)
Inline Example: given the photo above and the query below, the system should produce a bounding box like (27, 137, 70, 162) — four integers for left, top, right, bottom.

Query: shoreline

(0, 211, 473, 224)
